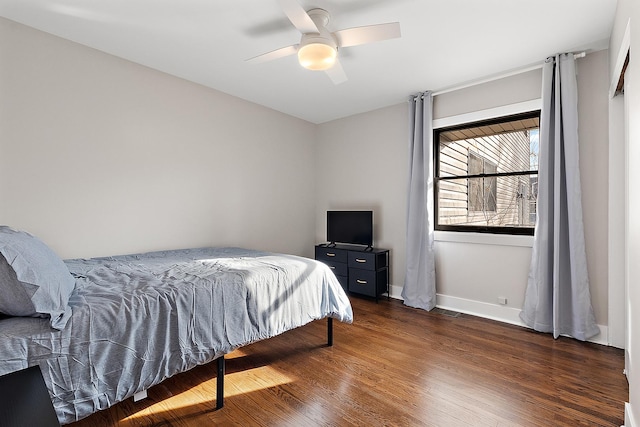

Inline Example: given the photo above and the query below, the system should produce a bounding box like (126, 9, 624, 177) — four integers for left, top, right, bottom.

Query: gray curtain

(401, 91, 436, 311)
(520, 54, 599, 340)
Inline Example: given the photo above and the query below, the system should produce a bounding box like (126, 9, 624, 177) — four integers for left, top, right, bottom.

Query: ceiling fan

(246, 0, 401, 84)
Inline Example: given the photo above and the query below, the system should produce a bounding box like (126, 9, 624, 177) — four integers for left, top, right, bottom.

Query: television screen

(327, 211, 373, 247)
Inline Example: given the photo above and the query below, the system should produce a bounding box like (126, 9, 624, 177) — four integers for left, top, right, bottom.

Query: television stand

(315, 244, 389, 301)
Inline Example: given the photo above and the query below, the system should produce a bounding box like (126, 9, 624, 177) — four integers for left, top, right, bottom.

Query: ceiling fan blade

(334, 22, 401, 48)
(325, 59, 348, 85)
(246, 45, 299, 64)
(277, 0, 319, 34)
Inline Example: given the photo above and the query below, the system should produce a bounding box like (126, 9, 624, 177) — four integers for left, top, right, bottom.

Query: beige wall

(576, 49, 611, 336)
(0, 18, 317, 259)
(315, 103, 408, 289)
(433, 69, 543, 119)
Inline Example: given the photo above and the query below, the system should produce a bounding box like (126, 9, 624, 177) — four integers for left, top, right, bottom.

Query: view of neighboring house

(436, 114, 539, 229)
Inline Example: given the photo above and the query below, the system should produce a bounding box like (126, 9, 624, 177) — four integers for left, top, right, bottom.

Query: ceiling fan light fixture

(298, 42, 337, 70)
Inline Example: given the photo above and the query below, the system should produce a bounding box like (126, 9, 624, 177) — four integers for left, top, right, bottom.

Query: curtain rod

(431, 52, 587, 97)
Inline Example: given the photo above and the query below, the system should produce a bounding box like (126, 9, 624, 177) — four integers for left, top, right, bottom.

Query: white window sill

(434, 230, 534, 248)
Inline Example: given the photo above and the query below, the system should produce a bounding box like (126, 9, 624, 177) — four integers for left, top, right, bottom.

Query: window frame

(434, 110, 541, 236)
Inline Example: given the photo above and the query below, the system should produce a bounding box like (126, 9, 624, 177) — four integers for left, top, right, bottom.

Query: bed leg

(216, 356, 225, 409)
(133, 389, 148, 402)
(327, 317, 333, 347)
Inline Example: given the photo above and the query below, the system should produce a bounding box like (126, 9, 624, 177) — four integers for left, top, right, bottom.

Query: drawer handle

(329, 266, 335, 269)
(356, 279, 368, 285)
(326, 253, 336, 257)
(355, 258, 367, 263)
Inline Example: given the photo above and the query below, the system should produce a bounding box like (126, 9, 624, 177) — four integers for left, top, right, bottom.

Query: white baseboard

(435, 293, 526, 327)
(386, 288, 608, 346)
(388, 284, 403, 300)
(626, 402, 637, 427)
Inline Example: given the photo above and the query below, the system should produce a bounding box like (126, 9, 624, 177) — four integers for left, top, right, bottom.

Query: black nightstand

(0, 366, 60, 427)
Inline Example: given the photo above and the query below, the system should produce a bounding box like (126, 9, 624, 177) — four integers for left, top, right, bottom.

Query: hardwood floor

(69, 297, 627, 426)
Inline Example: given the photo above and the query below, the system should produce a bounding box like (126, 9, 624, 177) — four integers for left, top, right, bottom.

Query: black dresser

(315, 244, 389, 300)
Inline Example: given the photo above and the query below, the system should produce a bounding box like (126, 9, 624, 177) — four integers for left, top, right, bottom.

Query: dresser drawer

(315, 247, 348, 263)
(348, 269, 376, 296)
(323, 260, 348, 277)
(348, 251, 376, 270)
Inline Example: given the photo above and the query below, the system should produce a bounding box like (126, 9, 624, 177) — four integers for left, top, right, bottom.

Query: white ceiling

(0, 0, 618, 124)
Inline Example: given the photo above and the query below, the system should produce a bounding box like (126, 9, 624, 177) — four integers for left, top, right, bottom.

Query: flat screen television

(327, 210, 373, 248)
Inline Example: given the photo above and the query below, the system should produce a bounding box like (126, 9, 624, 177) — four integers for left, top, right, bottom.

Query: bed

(0, 227, 353, 424)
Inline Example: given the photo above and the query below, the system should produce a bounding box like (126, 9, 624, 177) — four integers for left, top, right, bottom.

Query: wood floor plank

(68, 297, 627, 426)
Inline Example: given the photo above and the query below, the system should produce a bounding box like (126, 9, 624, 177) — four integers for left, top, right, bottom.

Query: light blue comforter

(0, 247, 353, 424)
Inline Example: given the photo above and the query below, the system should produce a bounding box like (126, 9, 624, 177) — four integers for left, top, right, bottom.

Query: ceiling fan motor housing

(307, 8, 330, 28)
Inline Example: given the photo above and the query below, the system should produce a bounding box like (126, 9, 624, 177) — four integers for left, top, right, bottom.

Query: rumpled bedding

(0, 247, 353, 424)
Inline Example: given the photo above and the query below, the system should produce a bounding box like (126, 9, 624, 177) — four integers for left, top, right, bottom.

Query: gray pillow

(0, 226, 75, 329)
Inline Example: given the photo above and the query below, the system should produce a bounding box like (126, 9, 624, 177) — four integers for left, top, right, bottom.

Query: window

(435, 111, 540, 235)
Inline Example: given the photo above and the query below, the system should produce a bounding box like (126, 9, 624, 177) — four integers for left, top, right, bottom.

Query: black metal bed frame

(214, 317, 333, 409)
